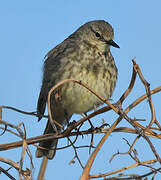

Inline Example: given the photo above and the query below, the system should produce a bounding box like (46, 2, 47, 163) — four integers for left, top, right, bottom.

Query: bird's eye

(95, 32, 101, 38)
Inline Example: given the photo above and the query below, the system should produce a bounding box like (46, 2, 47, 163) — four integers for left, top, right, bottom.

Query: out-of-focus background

(0, 1, 161, 179)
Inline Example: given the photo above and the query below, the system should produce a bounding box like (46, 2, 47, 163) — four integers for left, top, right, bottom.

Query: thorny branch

(0, 59, 161, 179)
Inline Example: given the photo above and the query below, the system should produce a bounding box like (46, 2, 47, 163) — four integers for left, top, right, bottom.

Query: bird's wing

(37, 35, 78, 121)
(37, 88, 48, 121)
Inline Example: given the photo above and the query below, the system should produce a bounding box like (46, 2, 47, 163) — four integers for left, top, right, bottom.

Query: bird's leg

(64, 109, 76, 129)
(83, 112, 95, 154)
(84, 113, 94, 129)
(64, 109, 70, 126)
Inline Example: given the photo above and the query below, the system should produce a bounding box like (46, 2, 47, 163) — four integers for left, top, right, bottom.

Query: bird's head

(76, 20, 120, 52)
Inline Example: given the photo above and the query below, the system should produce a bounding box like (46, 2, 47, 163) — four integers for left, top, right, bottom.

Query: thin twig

(109, 135, 140, 163)
(89, 159, 157, 179)
(0, 166, 16, 180)
(0, 106, 48, 119)
(133, 60, 156, 131)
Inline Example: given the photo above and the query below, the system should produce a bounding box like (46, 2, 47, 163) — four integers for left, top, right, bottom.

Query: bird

(36, 20, 120, 159)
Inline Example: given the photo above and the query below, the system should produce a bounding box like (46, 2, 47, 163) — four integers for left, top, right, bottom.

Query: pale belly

(59, 67, 117, 114)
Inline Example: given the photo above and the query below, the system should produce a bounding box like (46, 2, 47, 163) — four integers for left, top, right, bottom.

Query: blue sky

(0, 1, 161, 179)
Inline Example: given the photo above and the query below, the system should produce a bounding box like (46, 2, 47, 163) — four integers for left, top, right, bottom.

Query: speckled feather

(36, 20, 119, 159)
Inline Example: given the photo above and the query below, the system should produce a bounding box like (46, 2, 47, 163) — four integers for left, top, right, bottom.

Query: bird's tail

(36, 120, 58, 160)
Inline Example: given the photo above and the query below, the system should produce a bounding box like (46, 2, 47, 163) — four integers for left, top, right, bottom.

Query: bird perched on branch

(36, 20, 120, 159)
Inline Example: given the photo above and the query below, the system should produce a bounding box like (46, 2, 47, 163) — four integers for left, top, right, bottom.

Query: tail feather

(36, 139, 58, 159)
(36, 120, 58, 159)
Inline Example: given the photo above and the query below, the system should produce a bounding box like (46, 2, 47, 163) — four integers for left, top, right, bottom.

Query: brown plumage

(36, 20, 119, 159)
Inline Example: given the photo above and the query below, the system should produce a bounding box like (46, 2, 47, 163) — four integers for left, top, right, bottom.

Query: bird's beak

(106, 40, 120, 48)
